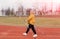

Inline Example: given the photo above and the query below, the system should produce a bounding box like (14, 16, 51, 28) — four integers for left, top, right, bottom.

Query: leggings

(26, 24, 36, 34)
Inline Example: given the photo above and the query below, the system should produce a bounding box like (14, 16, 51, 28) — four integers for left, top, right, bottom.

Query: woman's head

(30, 9, 35, 15)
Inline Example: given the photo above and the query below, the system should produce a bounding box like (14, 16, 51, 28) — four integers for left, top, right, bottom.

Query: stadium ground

(0, 16, 60, 39)
(0, 25, 60, 39)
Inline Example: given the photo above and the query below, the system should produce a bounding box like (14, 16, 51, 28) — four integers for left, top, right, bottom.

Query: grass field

(0, 16, 60, 28)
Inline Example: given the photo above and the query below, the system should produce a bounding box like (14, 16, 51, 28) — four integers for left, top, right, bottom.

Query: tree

(10, 8, 14, 16)
(5, 8, 10, 16)
(1, 8, 5, 16)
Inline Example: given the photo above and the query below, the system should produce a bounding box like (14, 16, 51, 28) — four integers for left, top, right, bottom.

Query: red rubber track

(0, 25, 60, 39)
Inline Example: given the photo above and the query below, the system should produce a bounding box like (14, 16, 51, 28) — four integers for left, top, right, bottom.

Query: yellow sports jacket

(27, 13, 35, 25)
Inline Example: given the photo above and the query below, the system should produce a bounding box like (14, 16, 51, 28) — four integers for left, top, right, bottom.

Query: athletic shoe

(23, 33, 27, 36)
(33, 34, 37, 37)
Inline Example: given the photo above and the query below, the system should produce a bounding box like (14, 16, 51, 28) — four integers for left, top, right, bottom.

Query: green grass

(0, 16, 60, 28)
(36, 17, 60, 28)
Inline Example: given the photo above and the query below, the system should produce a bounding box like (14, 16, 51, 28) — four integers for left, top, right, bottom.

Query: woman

(23, 9, 37, 37)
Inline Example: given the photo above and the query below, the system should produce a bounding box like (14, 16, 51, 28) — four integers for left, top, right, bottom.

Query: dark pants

(26, 24, 36, 34)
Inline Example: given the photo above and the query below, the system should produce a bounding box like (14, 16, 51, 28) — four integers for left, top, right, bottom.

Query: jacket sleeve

(27, 15, 32, 22)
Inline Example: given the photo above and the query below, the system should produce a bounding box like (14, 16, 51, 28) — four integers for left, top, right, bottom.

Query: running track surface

(0, 25, 60, 39)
